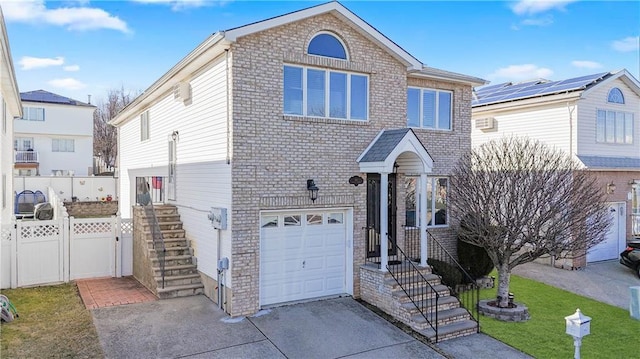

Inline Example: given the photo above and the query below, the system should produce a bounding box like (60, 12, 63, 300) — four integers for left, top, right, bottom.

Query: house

(111, 2, 486, 339)
(472, 69, 640, 267)
(0, 5, 22, 288)
(14, 90, 95, 177)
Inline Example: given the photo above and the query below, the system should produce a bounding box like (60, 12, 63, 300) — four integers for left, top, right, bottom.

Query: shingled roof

(21, 90, 94, 107)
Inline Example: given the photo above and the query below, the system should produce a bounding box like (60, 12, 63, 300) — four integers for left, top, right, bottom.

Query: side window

(140, 111, 150, 141)
(407, 88, 452, 130)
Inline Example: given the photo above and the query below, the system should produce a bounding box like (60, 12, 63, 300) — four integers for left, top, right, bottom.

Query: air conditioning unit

(173, 81, 191, 102)
(475, 117, 495, 130)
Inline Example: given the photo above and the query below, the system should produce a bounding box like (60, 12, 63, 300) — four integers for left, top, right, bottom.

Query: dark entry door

(366, 173, 397, 258)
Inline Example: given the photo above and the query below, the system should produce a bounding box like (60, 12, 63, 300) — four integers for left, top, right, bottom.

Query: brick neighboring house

(111, 1, 485, 331)
(472, 70, 640, 268)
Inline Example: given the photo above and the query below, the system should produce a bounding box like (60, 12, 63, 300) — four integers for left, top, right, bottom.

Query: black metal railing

(387, 245, 439, 342)
(404, 227, 421, 262)
(427, 230, 480, 332)
(137, 177, 166, 289)
(365, 227, 400, 266)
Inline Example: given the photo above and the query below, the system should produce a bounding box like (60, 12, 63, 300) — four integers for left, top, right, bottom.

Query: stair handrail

(144, 202, 166, 289)
(387, 244, 439, 342)
(426, 230, 479, 333)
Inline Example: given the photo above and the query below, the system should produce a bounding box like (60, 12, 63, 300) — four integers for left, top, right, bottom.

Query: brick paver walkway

(76, 276, 157, 309)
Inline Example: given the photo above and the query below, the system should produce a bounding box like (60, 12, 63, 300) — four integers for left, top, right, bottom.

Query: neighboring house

(111, 1, 485, 324)
(472, 69, 640, 267)
(0, 5, 22, 287)
(14, 90, 95, 177)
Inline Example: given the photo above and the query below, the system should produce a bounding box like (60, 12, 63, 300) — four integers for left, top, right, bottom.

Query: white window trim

(595, 109, 633, 145)
(407, 87, 453, 131)
(307, 31, 350, 61)
(52, 138, 75, 152)
(20, 106, 45, 121)
(140, 111, 150, 141)
(284, 64, 369, 121)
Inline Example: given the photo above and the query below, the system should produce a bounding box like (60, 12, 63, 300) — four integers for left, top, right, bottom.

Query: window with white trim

(405, 176, 448, 227)
(14, 137, 34, 151)
(308, 33, 348, 60)
(2, 99, 6, 133)
(20, 106, 45, 121)
(140, 111, 150, 141)
(283, 65, 368, 121)
(607, 88, 624, 104)
(596, 109, 633, 144)
(52, 138, 75, 152)
(407, 87, 452, 130)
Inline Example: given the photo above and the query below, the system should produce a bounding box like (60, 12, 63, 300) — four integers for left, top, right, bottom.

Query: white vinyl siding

(577, 78, 640, 158)
(118, 55, 231, 284)
(283, 64, 368, 121)
(407, 87, 452, 130)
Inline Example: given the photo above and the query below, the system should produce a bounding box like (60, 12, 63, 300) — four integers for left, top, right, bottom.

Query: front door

(366, 173, 397, 258)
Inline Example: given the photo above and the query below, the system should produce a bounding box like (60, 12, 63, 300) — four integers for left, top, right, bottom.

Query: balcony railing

(15, 151, 39, 163)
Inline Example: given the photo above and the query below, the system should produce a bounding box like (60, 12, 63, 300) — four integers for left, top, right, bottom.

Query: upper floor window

(407, 87, 452, 130)
(140, 111, 150, 141)
(20, 106, 45, 121)
(14, 137, 33, 151)
(607, 88, 624, 104)
(596, 109, 633, 144)
(307, 33, 347, 60)
(283, 65, 368, 121)
(52, 138, 75, 152)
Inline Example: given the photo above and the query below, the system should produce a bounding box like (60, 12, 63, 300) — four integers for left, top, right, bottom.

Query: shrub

(457, 237, 494, 280)
(427, 259, 464, 287)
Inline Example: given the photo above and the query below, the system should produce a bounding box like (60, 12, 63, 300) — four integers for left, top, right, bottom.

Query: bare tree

(93, 88, 135, 170)
(449, 137, 611, 308)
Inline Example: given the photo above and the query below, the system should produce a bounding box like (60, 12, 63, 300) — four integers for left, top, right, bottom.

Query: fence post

(114, 213, 122, 278)
(63, 214, 70, 283)
(10, 220, 17, 288)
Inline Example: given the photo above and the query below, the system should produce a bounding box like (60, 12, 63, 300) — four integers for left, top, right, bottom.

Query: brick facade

(226, 13, 473, 316)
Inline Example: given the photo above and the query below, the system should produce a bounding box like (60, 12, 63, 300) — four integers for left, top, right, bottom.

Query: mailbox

(565, 308, 591, 338)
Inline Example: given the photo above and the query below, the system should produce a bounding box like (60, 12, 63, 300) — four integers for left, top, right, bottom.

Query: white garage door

(588, 203, 626, 262)
(260, 210, 347, 306)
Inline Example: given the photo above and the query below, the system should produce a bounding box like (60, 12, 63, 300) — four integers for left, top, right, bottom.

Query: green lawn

(0, 283, 103, 358)
(476, 274, 639, 358)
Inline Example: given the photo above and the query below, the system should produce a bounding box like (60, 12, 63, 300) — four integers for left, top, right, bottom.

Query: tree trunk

(496, 263, 511, 308)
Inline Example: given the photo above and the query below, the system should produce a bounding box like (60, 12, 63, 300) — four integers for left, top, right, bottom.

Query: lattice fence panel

(73, 221, 112, 235)
(120, 219, 133, 235)
(1, 225, 13, 241)
(20, 224, 59, 239)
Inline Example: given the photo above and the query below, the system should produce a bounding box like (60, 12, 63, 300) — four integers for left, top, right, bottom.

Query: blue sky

(2, 0, 639, 104)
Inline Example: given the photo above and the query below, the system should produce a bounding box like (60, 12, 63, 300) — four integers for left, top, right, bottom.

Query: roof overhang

(473, 91, 582, 115)
(409, 68, 487, 87)
(224, 2, 423, 71)
(580, 69, 640, 99)
(357, 128, 433, 173)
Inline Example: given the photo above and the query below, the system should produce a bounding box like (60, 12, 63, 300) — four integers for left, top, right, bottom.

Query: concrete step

(411, 307, 471, 330)
(155, 273, 202, 287)
(151, 254, 193, 266)
(392, 284, 450, 302)
(150, 246, 191, 257)
(418, 319, 478, 342)
(156, 283, 204, 299)
(146, 238, 188, 249)
(142, 229, 186, 239)
(154, 264, 198, 276)
(140, 221, 183, 231)
(384, 273, 442, 288)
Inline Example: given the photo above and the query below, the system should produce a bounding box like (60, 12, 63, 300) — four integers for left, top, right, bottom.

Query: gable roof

(472, 69, 640, 108)
(21, 90, 94, 108)
(358, 128, 433, 173)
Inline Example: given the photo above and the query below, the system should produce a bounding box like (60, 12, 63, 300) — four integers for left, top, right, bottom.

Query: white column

(420, 174, 428, 267)
(380, 172, 389, 271)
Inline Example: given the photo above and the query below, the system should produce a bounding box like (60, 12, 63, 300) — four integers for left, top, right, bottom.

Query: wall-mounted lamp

(307, 179, 319, 202)
(171, 130, 179, 141)
(606, 182, 616, 194)
(393, 161, 399, 174)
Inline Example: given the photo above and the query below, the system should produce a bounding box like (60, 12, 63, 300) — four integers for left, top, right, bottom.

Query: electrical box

(217, 257, 229, 271)
(630, 286, 640, 320)
(208, 207, 227, 230)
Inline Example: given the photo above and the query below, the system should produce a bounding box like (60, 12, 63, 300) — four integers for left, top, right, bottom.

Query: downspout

(225, 49, 231, 165)
(567, 102, 575, 159)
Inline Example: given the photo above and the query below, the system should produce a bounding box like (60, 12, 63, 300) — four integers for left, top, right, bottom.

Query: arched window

(308, 33, 347, 60)
(607, 88, 624, 104)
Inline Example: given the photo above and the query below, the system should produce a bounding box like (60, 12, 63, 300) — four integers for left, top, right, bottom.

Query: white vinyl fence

(0, 187, 132, 289)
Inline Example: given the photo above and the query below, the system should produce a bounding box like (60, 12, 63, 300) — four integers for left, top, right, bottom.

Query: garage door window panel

(328, 213, 343, 224)
(261, 215, 278, 228)
(307, 214, 323, 225)
(284, 215, 301, 226)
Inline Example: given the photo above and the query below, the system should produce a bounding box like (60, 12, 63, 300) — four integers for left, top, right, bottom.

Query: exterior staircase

(133, 204, 204, 299)
(384, 264, 478, 341)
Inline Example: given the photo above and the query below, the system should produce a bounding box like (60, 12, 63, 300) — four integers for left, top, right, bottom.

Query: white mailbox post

(565, 308, 591, 359)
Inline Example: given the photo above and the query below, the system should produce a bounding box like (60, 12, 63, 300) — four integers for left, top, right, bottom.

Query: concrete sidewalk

(92, 295, 531, 359)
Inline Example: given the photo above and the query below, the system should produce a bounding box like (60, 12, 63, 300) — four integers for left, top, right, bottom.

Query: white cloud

(571, 60, 602, 69)
(521, 15, 554, 27)
(612, 36, 640, 52)
(19, 56, 65, 70)
(511, 0, 578, 15)
(1, 0, 130, 33)
(488, 64, 554, 81)
(132, 0, 209, 11)
(64, 65, 80, 72)
(48, 78, 87, 90)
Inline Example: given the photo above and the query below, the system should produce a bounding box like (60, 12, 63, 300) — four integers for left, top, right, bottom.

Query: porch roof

(357, 128, 433, 173)
(578, 155, 640, 170)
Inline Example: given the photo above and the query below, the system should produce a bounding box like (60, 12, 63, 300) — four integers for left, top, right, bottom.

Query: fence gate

(16, 220, 64, 287)
(70, 217, 117, 280)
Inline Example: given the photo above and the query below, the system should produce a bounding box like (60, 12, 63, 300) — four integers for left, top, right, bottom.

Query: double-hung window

(52, 138, 75, 152)
(140, 110, 150, 141)
(20, 106, 45, 121)
(407, 88, 452, 130)
(596, 110, 633, 144)
(284, 65, 368, 121)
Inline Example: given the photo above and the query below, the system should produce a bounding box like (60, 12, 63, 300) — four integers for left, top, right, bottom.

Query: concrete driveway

(91, 295, 531, 359)
(512, 259, 640, 309)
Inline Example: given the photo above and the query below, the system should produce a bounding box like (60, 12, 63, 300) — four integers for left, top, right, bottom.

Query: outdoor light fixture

(171, 130, 179, 141)
(393, 161, 399, 173)
(307, 179, 319, 202)
(606, 182, 616, 194)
